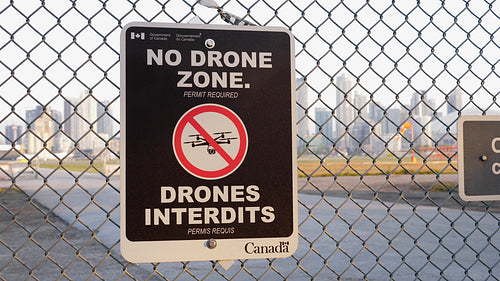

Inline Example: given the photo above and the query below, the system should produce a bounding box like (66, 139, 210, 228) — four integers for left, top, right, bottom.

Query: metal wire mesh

(0, 0, 499, 280)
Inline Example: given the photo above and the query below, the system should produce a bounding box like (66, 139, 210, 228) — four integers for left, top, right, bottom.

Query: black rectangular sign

(458, 116, 500, 201)
(120, 22, 297, 262)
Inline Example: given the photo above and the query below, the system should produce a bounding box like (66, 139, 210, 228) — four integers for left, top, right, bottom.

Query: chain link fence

(1, 0, 499, 280)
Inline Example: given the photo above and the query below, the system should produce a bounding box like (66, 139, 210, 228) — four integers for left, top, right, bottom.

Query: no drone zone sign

(120, 22, 297, 263)
(173, 104, 248, 180)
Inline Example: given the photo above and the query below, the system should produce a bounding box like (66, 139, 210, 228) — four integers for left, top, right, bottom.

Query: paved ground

(0, 188, 157, 281)
(299, 173, 500, 212)
(1, 170, 499, 280)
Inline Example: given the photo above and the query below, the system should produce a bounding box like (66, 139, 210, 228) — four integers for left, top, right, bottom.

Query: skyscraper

(366, 101, 385, 155)
(382, 108, 402, 136)
(25, 106, 43, 128)
(97, 100, 113, 138)
(296, 77, 310, 154)
(63, 92, 109, 156)
(296, 77, 310, 138)
(382, 107, 403, 153)
(350, 92, 371, 155)
(409, 90, 434, 147)
(5, 124, 23, 144)
(25, 106, 56, 154)
(447, 88, 463, 114)
(369, 101, 384, 124)
(315, 107, 334, 150)
(50, 109, 63, 152)
(335, 74, 355, 154)
(62, 97, 80, 153)
(25, 105, 44, 152)
(63, 98, 76, 137)
(78, 90, 98, 154)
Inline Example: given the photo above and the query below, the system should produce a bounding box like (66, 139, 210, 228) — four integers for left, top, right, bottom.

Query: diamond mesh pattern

(0, 0, 499, 280)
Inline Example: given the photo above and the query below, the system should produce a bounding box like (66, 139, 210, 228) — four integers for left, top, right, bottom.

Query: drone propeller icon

(184, 131, 238, 155)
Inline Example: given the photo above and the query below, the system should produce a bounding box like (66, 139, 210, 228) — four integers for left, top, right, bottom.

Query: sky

(0, 0, 499, 135)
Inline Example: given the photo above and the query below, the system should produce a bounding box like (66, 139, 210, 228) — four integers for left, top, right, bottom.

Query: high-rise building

(366, 101, 385, 155)
(410, 90, 423, 116)
(97, 100, 113, 139)
(379, 107, 403, 153)
(335, 74, 355, 154)
(25, 105, 44, 152)
(62, 91, 112, 156)
(353, 92, 368, 118)
(369, 102, 384, 124)
(25, 106, 43, 128)
(23, 106, 65, 154)
(447, 88, 463, 114)
(78, 90, 98, 154)
(296, 77, 309, 138)
(25, 106, 56, 154)
(335, 74, 355, 125)
(315, 107, 334, 150)
(51, 109, 63, 152)
(409, 90, 434, 147)
(411, 90, 435, 117)
(382, 108, 402, 136)
(5, 124, 23, 145)
(62, 97, 80, 153)
(63, 98, 75, 137)
(350, 92, 371, 155)
(296, 77, 310, 154)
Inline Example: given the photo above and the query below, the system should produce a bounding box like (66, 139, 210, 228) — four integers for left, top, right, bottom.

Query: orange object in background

(398, 121, 415, 162)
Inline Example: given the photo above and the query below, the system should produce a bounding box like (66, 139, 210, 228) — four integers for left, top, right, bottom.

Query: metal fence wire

(0, 0, 499, 280)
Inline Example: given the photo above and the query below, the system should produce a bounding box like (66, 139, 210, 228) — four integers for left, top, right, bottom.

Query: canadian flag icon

(130, 32, 145, 40)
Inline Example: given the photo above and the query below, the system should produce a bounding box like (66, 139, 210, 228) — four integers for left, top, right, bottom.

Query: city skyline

(0, 73, 477, 158)
(1, 91, 117, 157)
(300, 74, 467, 156)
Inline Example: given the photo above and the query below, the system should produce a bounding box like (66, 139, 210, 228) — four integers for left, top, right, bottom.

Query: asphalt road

(299, 173, 500, 212)
(1, 169, 499, 280)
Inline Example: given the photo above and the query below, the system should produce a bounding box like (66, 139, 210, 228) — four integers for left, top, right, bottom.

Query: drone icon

(184, 131, 238, 155)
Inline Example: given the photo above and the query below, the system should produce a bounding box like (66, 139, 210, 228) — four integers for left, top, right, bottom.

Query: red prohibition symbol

(173, 104, 248, 180)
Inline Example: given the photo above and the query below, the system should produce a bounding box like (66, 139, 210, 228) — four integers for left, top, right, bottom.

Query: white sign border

(458, 115, 500, 201)
(120, 22, 298, 263)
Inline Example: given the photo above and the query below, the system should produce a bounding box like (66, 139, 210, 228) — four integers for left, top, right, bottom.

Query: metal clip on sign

(198, 0, 256, 26)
